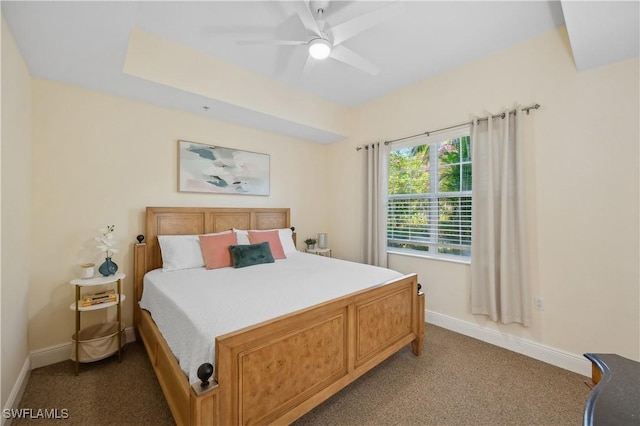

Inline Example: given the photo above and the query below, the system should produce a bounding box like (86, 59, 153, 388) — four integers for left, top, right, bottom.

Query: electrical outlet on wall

(534, 296, 544, 311)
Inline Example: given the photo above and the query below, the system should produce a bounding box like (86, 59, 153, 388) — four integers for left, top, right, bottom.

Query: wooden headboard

(143, 207, 290, 272)
(134, 207, 291, 324)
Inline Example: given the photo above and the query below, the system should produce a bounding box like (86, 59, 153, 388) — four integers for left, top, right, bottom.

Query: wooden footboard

(133, 207, 425, 426)
(215, 273, 422, 425)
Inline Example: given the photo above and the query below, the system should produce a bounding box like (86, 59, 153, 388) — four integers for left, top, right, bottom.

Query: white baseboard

(1, 357, 31, 426)
(426, 310, 592, 377)
(30, 326, 136, 370)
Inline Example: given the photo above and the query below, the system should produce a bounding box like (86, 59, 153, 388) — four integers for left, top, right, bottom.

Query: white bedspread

(139, 252, 404, 384)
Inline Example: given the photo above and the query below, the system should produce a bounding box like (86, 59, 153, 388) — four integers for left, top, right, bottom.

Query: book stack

(81, 289, 117, 307)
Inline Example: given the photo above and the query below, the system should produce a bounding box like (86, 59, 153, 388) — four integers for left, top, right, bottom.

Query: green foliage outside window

(388, 135, 472, 258)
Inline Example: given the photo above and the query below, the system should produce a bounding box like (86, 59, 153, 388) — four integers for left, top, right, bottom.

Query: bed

(133, 207, 425, 425)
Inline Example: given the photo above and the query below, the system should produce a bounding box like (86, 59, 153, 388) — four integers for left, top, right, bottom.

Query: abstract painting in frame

(178, 140, 270, 195)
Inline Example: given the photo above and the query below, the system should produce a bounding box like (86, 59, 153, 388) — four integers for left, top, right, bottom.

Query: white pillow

(158, 231, 231, 271)
(233, 228, 297, 255)
(157, 235, 203, 271)
(233, 229, 250, 245)
(276, 228, 298, 255)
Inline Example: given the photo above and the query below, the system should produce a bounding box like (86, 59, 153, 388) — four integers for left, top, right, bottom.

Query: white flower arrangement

(95, 225, 118, 259)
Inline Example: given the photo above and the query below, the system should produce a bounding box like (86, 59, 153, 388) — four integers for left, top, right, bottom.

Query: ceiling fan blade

(330, 2, 404, 46)
(330, 45, 380, 75)
(292, 0, 321, 36)
(236, 39, 307, 46)
(302, 54, 317, 75)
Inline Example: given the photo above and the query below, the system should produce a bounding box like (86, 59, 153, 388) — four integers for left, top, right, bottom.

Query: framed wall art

(178, 140, 270, 195)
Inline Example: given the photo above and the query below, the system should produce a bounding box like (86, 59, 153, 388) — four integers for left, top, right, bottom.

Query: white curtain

(363, 142, 389, 267)
(471, 108, 531, 326)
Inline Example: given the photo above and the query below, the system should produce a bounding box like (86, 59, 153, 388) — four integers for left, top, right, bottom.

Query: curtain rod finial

(525, 103, 540, 115)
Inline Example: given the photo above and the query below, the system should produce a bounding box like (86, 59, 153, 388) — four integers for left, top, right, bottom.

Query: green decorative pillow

(229, 242, 275, 268)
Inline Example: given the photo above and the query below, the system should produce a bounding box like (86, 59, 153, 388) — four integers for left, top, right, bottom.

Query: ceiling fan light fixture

(308, 38, 331, 60)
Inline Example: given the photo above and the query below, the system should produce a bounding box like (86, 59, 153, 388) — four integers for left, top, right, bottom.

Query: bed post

(133, 238, 147, 332)
(190, 382, 220, 425)
(412, 285, 426, 356)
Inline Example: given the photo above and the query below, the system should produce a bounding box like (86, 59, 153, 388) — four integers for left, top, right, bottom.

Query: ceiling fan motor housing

(308, 38, 332, 59)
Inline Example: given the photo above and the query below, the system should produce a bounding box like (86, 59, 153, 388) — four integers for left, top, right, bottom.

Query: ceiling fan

(236, 0, 404, 76)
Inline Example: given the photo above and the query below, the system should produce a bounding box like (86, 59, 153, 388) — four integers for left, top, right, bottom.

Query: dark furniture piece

(583, 353, 640, 426)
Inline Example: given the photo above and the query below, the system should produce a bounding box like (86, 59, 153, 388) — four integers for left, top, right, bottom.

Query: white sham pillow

(276, 228, 298, 255)
(233, 229, 250, 245)
(158, 230, 231, 272)
(233, 228, 297, 255)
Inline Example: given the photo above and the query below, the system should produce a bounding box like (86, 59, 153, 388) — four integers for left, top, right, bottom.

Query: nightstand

(69, 272, 125, 375)
(305, 247, 332, 257)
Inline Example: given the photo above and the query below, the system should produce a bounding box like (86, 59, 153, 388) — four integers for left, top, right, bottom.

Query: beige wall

(327, 27, 640, 361)
(29, 79, 329, 351)
(1, 17, 32, 408)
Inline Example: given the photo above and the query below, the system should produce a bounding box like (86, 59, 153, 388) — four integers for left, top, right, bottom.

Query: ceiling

(2, 1, 638, 144)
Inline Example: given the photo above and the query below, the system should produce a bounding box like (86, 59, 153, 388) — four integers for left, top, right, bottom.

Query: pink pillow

(248, 230, 286, 259)
(198, 232, 238, 269)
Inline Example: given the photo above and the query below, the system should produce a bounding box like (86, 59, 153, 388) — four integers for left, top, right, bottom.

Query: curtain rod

(356, 103, 540, 151)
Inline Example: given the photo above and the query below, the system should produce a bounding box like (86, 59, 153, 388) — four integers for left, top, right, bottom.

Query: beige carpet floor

(13, 324, 590, 425)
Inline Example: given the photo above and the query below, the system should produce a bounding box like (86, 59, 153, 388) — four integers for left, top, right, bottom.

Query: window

(387, 128, 472, 260)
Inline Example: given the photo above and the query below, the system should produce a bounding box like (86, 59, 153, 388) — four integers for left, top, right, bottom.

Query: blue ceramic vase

(99, 257, 118, 276)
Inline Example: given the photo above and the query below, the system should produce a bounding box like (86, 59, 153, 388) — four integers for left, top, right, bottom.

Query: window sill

(387, 249, 471, 265)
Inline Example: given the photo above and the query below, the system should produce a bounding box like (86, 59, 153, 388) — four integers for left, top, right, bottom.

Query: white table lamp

(318, 233, 328, 249)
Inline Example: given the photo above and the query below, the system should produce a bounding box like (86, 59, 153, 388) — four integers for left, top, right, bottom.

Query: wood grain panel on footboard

(356, 286, 413, 366)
